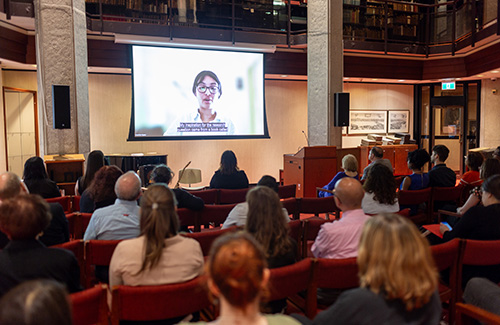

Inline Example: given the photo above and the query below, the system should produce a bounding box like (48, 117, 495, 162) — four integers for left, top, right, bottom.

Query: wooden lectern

(283, 146, 337, 198)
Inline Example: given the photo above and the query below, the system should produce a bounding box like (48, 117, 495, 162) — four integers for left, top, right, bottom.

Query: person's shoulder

(265, 314, 301, 325)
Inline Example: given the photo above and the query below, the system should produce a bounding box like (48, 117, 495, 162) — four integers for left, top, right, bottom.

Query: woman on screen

(164, 70, 235, 136)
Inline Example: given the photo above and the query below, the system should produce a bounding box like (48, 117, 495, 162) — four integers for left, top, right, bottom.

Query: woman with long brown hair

(362, 163, 399, 214)
(79, 165, 123, 213)
(209, 150, 249, 189)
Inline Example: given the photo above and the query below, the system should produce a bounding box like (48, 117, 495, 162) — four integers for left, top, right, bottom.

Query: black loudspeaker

(334, 92, 350, 127)
(52, 85, 71, 129)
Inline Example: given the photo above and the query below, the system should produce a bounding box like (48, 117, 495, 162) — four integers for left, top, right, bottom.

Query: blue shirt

(83, 199, 140, 241)
(318, 172, 359, 197)
(400, 173, 430, 190)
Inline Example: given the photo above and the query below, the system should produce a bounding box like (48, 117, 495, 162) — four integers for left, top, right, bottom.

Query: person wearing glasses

(164, 70, 235, 135)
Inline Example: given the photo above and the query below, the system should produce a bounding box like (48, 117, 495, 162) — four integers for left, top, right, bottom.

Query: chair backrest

(432, 185, 464, 206)
(298, 197, 339, 217)
(281, 197, 299, 220)
(218, 188, 249, 204)
(301, 218, 331, 258)
(199, 204, 237, 228)
(52, 240, 85, 287)
(70, 284, 109, 325)
(110, 276, 210, 325)
(74, 212, 93, 240)
(314, 257, 359, 290)
(72, 195, 81, 212)
(46, 196, 72, 213)
(394, 175, 405, 189)
(398, 187, 432, 205)
(278, 184, 297, 199)
(455, 302, 500, 325)
(188, 189, 219, 205)
(461, 239, 500, 266)
(85, 240, 122, 288)
(183, 227, 236, 256)
(65, 213, 77, 240)
(288, 220, 302, 258)
(177, 208, 200, 232)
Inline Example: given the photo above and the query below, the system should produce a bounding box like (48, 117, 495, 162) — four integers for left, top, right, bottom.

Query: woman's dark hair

(23, 157, 49, 180)
(219, 150, 239, 175)
(150, 165, 174, 185)
(364, 163, 397, 205)
(88, 166, 123, 202)
(138, 184, 179, 273)
(407, 149, 430, 170)
(192, 70, 222, 99)
(81, 150, 105, 190)
(480, 158, 500, 180)
(482, 175, 500, 201)
(0, 280, 72, 325)
(466, 152, 484, 172)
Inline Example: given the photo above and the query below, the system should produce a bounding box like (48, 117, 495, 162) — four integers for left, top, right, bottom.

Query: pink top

(311, 209, 371, 259)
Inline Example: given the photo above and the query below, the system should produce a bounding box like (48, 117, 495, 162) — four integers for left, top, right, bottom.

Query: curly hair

(363, 163, 397, 205)
(480, 158, 500, 180)
(407, 149, 430, 170)
(87, 166, 123, 203)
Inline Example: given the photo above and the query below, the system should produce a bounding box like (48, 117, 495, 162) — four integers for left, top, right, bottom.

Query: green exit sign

(442, 81, 456, 90)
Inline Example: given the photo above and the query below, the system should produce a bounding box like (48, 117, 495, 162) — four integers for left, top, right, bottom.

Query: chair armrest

(316, 187, 334, 195)
(456, 302, 500, 325)
(437, 209, 461, 223)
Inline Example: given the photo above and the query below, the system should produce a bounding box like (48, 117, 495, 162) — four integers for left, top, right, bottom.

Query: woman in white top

(362, 163, 399, 214)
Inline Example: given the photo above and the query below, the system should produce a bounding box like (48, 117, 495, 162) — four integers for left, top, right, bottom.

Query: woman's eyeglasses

(197, 86, 219, 94)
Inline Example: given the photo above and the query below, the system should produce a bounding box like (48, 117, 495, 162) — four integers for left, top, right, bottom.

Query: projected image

(131, 46, 268, 140)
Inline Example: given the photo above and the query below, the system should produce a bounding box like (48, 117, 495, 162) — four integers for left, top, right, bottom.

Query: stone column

(34, 0, 90, 156)
(307, 0, 344, 147)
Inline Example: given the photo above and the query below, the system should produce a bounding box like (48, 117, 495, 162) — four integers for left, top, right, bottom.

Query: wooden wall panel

(422, 57, 467, 79)
(0, 26, 28, 63)
(344, 56, 423, 80)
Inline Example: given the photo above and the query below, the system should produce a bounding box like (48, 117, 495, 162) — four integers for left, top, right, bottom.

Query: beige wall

(480, 79, 500, 149)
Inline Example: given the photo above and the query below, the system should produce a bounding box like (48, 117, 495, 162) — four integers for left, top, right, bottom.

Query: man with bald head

(84, 171, 142, 240)
(311, 178, 371, 259)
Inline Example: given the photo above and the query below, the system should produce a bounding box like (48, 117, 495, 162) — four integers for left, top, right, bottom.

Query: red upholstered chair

(70, 284, 109, 325)
(46, 196, 72, 213)
(278, 184, 297, 199)
(431, 185, 464, 219)
(65, 213, 78, 240)
(71, 212, 93, 239)
(84, 240, 122, 288)
(52, 240, 85, 287)
(431, 238, 461, 325)
(110, 276, 211, 325)
(187, 189, 219, 205)
(298, 197, 339, 220)
(177, 208, 201, 232)
(183, 227, 236, 256)
(301, 218, 332, 258)
(218, 188, 249, 204)
(72, 195, 81, 212)
(397, 187, 432, 225)
(288, 220, 302, 258)
(455, 302, 500, 325)
(281, 197, 299, 220)
(199, 204, 237, 229)
(268, 258, 315, 318)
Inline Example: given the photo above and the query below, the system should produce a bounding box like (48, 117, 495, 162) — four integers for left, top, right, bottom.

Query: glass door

(432, 104, 463, 173)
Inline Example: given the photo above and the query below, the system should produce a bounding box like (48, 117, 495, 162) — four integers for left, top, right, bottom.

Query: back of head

(138, 184, 179, 272)
(432, 145, 450, 162)
(363, 164, 396, 205)
(334, 177, 364, 209)
(115, 171, 142, 201)
(482, 174, 500, 200)
(480, 158, 500, 180)
(220, 150, 238, 175)
(256, 175, 279, 193)
(0, 172, 23, 201)
(357, 213, 438, 311)
(82, 150, 105, 188)
(150, 165, 174, 185)
(371, 147, 384, 159)
(208, 232, 267, 308)
(342, 154, 358, 172)
(88, 166, 123, 202)
(407, 149, 430, 170)
(466, 152, 484, 172)
(0, 194, 51, 240)
(23, 157, 48, 180)
(0, 280, 72, 325)
(246, 186, 290, 258)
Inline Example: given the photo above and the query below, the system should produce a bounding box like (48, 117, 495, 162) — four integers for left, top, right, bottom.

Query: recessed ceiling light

(31, 65, 37, 67)
(344, 77, 350, 80)
(127, 68, 131, 72)
(280, 75, 288, 78)
(455, 78, 461, 80)
(491, 70, 499, 73)
(477, 74, 484, 77)
(398, 80, 405, 82)
(372, 79, 378, 81)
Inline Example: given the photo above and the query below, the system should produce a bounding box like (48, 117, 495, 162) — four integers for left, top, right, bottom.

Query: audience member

(222, 175, 288, 229)
(75, 150, 105, 196)
(400, 149, 431, 191)
(429, 144, 456, 188)
(362, 164, 399, 214)
(22, 156, 61, 198)
(463, 277, 500, 317)
(79, 165, 123, 213)
(0, 172, 69, 247)
(493, 146, 500, 162)
(319, 154, 359, 197)
(309, 214, 441, 324)
(312, 178, 369, 259)
(0, 280, 72, 325)
(459, 151, 484, 186)
(361, 146, 393, 180)
(209, 150, 249, 189)
(0, 194, 80, 296)
(181, 232, 300, 325)
(84, 171, 141, 240)
(149, 164, 204, 210)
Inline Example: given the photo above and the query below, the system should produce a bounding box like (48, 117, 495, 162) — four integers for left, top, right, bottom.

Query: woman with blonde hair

(319, 154, 359, 197)
(312, 213, 441, 324)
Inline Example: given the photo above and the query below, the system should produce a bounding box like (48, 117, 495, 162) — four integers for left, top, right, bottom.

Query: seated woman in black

(209, 150, 249, 189)
(22, 157, 61, 199)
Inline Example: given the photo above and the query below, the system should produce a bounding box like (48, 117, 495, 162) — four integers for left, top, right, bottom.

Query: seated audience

(361, 146, 393, 180)
(362, 164, 399, 214)
(309, 213, 441, 324)
(0, 280, 72, 325)
(0, 194, 80, 296)
(209, 150, 249, 189)
(0, 172, 69, 248)
(459, 151, 484, 186)
(457, 158, 500, 215)
(400, 149, 431, 191)
(84, 171, 142, 241)
(80, 165, 123, 213)
(429, 144, 456, 188)
(222, 175, 288, 229)
(463, 277, 500, 317)
(22, 156, 61, 198)
(149, 164, 204, 210)
(109, 183, 203, 287)
(181, 232, 300, 324)
(75, 150, 105, 196)
(493, 146, 500, 162)
(312, 178, 369, 259)
(319, 154, 359, 197)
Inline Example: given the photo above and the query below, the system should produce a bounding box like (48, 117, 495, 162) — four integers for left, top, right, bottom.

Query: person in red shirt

(460, 151, 484, 186)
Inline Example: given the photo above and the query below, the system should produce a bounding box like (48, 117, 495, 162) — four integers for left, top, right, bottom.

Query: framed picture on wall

(348, 110, 387, 134)
(388, 110, 409, 133)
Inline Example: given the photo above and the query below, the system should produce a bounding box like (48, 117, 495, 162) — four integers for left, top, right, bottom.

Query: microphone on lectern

(302, 130, 310, 147)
